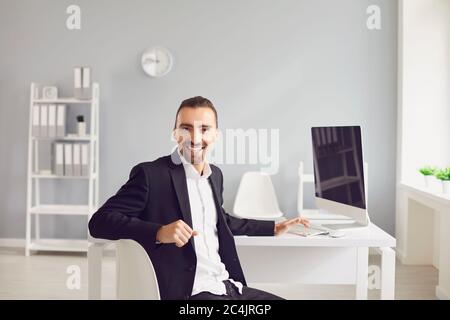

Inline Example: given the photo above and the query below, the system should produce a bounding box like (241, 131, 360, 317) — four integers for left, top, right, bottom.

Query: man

(88, 96, 309, 300)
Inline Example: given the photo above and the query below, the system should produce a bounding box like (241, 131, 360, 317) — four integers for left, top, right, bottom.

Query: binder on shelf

(54, 143, 64, 176)
(81, 143, 89, 176)
(56, 104, 66, 137)
(32, 105, 40, 137)
(82, 67, 91, 89)
(74, 67, 91, 100)
(74, 67, 82, 89)
(64, 143, 73, 176)
(48, 104, 56, 137)
(40, 105, 48, 137)
(73, 144, 81, 176)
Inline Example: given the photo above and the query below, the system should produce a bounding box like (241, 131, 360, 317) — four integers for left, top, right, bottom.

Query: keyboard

(288, 224, 330, 237)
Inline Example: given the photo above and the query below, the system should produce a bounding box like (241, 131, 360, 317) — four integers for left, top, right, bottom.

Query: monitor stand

(320, 222, 364, 230)
(308, 209, 371, 231)
(301, 209, 353, 221)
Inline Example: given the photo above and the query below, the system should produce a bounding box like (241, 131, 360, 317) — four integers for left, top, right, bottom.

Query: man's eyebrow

(178, 123, 193, 128)
(178, 123, 213, 128)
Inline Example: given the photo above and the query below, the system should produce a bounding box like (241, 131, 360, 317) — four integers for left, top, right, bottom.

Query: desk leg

(88, 242, 103, 300)
(380, 247, 396, 300)
(356, 247, 368, 300)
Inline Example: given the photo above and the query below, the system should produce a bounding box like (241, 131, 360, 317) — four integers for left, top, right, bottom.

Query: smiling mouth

(186, 145, 206, 152)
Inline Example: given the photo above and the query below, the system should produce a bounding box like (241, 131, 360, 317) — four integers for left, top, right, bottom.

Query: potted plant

(418, 166, 437, 188)
(435, 167, 450, 194)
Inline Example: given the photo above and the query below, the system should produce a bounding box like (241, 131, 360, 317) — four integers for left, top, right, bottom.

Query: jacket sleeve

(88, 163, 162, 249)
(217, 168, 275, 236)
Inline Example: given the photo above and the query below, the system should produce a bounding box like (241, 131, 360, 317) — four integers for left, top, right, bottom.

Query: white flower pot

(424, 175, 441, 192)
(424, 175, 433, 188)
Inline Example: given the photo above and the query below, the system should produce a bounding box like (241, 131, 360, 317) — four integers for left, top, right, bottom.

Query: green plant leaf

(419, 166, 437, 176)
(434, 167, 450, 181)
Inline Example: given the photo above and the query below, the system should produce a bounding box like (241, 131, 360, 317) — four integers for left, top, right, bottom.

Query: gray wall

(0, 0, 397, 239)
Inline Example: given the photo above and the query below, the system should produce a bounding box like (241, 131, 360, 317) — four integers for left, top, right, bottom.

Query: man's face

(173, 107, 218, 165)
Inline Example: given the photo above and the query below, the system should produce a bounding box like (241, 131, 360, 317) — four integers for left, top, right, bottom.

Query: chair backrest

(115, 239, 160, 300)
(233, 171, 283, 219)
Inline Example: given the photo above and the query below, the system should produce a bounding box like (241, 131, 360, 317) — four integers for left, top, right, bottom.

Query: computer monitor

(311, 126, 369, 227)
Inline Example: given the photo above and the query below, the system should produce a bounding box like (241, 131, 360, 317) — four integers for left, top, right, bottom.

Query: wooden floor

(0, 247, 438, 300)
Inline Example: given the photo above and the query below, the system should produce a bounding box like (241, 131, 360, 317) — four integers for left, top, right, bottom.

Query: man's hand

(274, 217, 310, 236)
(156, 219, 198, 247)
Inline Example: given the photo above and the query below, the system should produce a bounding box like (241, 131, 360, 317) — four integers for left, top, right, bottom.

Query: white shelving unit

(25, 82, 100, 256)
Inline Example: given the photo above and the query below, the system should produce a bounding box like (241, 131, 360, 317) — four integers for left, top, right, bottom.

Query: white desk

(88, 221, 395, 300)
(235, 221, 396, 300)
(397, 182, 450, 299)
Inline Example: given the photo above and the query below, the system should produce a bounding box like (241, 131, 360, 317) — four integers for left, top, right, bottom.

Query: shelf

(29, 205, 91, 216)
(31, 174, 92, 179)
(29, 239, 88, 252)
(32, 98, 92, 104)
(32, 135, 93, 141)
(399, 182, 450, 205)
(26, 82, 100, 255)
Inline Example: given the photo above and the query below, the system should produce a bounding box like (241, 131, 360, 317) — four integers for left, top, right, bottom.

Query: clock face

(141, 47, 173, 77)
(42, 86, 58, 99)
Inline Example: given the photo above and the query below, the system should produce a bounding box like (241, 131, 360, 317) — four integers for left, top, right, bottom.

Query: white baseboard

(0, 238, 25, 248)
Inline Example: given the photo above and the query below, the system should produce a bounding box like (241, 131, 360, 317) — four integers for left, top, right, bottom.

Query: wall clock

(141, 46, 173, 77)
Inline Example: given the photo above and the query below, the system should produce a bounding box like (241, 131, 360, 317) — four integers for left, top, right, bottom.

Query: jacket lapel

(208, 170, 229, 233)
(169, 152, 192, 228)
(169, 166, 193, 227)
(168, 151, 195, 249)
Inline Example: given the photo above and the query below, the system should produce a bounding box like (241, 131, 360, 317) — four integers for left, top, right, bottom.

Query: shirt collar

(177, 148, 212, 180)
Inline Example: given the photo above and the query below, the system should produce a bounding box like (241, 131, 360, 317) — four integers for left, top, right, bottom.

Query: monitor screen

(311, 126, 366, 210)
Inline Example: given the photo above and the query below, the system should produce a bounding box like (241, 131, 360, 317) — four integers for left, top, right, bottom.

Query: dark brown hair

(173, 96, 218, 129)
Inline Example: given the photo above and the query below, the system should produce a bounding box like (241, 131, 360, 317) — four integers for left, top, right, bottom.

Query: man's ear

(171, 129, 177, 142)
(170, 129, 177, 141)
(214, 128, 221, 142)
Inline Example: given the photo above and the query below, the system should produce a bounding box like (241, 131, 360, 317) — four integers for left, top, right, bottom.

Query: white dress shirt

(179, 153, 243, 296)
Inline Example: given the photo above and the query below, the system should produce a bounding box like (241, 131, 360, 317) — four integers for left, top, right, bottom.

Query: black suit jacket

(88, 151, 275, 300)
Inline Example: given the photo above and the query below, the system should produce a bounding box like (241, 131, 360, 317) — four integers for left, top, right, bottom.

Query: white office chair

(115, 239, 160, 300)
(233, 171, 284, 220)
